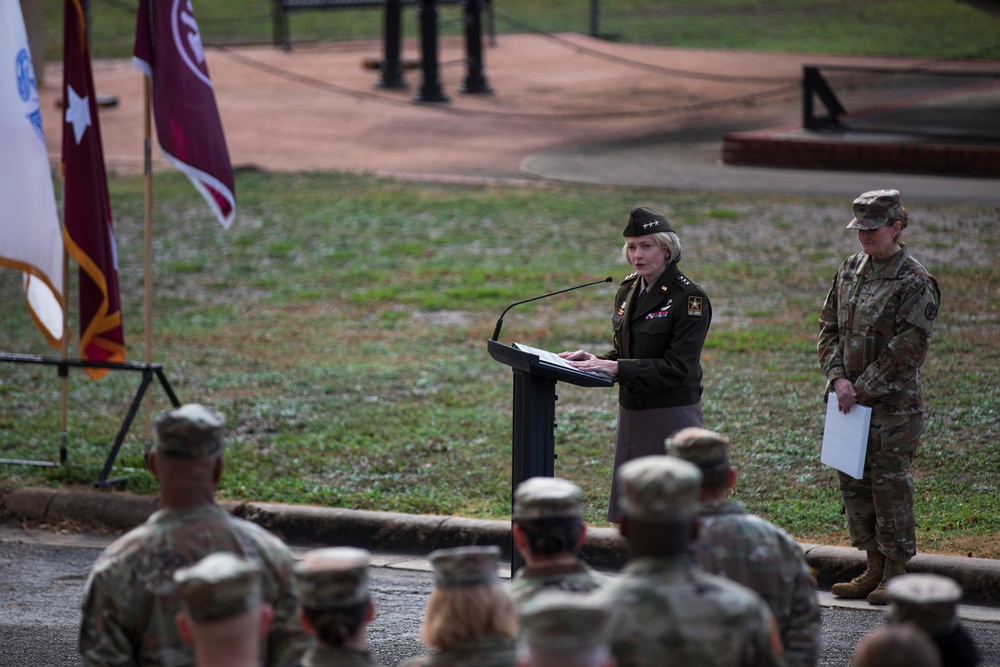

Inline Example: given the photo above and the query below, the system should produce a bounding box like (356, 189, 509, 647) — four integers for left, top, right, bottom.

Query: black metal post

(589, 0, 600, 37)
(459, 0, 492, 94)
(413, 0, 449, 103)
(377, 0, 407, 89)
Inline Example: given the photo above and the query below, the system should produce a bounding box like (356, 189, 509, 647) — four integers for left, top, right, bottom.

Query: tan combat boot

(867, 557, 907, 605)
(831, 551, 885, 599)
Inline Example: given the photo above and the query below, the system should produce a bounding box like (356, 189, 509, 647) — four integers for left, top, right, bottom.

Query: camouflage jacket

(594, 554, 785, 667)
(692, 501, 820, 667)
(601, 262, 712, 410)
(79, 505, 310, 667)
(398, 637, 516, 667)
(818, 245, 940, 414)
(299, 645, 378, 667)
(508, 560, 608, 606)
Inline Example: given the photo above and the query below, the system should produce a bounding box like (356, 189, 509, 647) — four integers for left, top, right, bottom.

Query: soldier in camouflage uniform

(292, 547, 379, 667)
(560, 205, 712, 522)
(78, 404, 310, 667)
(402, 546, 517, 667)
(593, 455, 785, 667)
(666, 427, 820, 667)
(818, 190, 941, 605)
(885, 574, 981, 667)
(516, 591, 613, 667)
(508, 477, 607, 606)
(174, 552, 274, 667)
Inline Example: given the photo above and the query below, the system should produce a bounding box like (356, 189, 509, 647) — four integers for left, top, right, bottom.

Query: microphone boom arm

(491, 277, 613, 342)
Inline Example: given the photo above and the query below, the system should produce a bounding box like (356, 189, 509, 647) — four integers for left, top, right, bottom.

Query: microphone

(491, 277, 613, 342)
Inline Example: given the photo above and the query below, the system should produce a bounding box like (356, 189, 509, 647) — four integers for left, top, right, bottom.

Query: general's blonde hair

(621, 231, 682, 265)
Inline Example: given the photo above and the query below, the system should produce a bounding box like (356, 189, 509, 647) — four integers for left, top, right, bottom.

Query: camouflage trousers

(837, 412, 924, 562)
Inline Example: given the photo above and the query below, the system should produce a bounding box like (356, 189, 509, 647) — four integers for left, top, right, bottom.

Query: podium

(487, 339, 613, 571)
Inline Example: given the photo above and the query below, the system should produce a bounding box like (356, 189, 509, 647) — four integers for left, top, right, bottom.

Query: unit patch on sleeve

(687, 296, 704, 316)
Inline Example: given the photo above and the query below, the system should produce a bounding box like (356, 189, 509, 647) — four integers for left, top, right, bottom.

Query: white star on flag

(65, 84, 91, 145)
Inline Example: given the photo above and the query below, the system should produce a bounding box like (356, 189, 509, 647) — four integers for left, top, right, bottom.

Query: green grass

(1, 172, 998, 558)
(37, 0, 1000, 61)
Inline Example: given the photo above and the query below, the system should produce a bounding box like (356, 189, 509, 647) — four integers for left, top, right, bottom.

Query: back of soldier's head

(852, 624, 942, 667)
(173, 552, 267, 653)
(517, 591, 612, 667)
(514, 477, 585, 556)
(616, 456, 702, 555)
(294, 547, 372, 647)
(664, 427, 731, 493)
(155, 404, 227, 460)
(885, 575, 979, 667)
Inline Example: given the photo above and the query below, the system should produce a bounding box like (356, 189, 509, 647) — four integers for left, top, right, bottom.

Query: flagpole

(142, 73, 154, 445)
(59, 234, 69, 465)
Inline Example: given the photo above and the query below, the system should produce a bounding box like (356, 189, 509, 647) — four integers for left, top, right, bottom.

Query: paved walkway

(35, 34, 1000, 204)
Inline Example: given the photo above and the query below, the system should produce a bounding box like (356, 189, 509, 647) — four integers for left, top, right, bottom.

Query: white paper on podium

(512, 343, 614, 381)
(820, 392, 872, 479)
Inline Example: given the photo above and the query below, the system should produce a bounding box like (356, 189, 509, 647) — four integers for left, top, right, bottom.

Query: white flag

(0, 1, 64, 347)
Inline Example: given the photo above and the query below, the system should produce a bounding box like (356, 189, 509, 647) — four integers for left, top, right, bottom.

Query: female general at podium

(560, 206, 712, 522)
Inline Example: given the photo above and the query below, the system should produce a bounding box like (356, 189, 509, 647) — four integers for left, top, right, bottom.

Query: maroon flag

(62, 0, 125, 380)
(133, 0, 235, 228)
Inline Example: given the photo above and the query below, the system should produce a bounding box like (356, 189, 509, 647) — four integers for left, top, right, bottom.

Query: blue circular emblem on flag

(16, 48, 35, 101)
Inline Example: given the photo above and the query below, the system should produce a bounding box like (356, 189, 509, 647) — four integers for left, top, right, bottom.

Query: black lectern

(487, 339, 613, 571)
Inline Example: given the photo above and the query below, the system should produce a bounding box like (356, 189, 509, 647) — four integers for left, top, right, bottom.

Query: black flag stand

(0, 352, 181, 487)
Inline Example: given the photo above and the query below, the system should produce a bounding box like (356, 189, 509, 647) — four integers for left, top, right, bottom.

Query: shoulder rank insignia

(622, 272, 637, 283)
(677, 274, 691, 286)
(687, 296, 703, 316)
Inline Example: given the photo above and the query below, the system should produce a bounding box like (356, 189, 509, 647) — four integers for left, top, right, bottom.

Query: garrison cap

(886, 573, 962, 636)
(513, 476, 584, 521)
(519, 590, 612, 654)
(622, 206, 674, 237)
(665, 427, 731, 473)
(617, 455, 702, 522)
(173, 552, 262, 623)
(154, 403, 226, 459)
(847, 189, 904, 230)
(429, 545, 501, 588)
(294, 547, 371, 610)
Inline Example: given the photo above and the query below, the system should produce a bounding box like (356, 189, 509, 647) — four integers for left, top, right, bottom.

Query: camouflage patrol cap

(513, 476, 584, 521)
(173, 552, 263, 624)
(622, 205, 675, 237)
(665, 427, 731, 472)
(847, 189, 904, 230)
(429, 545, 501, 589)
(154, 403, 226, 459)
(519, 590, 612, 654)
(617, 455, 702, 522)
(294, 547, 371, 610)
(886, 573, 962, 636)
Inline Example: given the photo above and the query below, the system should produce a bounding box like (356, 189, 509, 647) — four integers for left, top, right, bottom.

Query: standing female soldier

(818, 189, 941, 605)
(561, 205, 712, 522)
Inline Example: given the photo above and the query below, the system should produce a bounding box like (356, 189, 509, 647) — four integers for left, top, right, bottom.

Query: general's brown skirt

(607, 402, 703, 522)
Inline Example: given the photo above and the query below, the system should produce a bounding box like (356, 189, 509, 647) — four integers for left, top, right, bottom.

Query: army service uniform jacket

(818, 245, 940, 415)
(601, 262, 712, 410)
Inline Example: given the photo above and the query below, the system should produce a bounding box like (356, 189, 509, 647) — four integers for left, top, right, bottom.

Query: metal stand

(376, 0, 408, 89)
(459, 0, 492, 94)
(413, 0, 449, 103)
(0, 352, 181, 487)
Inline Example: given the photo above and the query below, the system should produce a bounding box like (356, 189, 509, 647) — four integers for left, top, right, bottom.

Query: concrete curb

(5, 487, 1000, 605)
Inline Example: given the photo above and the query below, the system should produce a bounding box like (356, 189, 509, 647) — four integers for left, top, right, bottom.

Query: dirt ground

(34, 32, 940, 180)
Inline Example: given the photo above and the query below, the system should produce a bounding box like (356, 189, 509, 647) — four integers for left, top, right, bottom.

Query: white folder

(820, 392, 872, 479)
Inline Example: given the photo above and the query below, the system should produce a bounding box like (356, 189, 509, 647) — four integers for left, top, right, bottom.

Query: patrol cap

(154, 403, 226, 459)
(294, 547, 371, 610)
(847, 189, 904, 230)
(429, 545, 501, 588)
(519, 591, 612, 654)
(622, 206, 675, 237)
(173, 552, 262, 624)
(617, 455, 702, 522)
(665, 427, 731, 473)
(513, 476, 584, 521)
(886, 573, 962, 636)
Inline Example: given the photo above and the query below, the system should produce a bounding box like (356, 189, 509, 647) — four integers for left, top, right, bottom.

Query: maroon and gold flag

(62, 0, 125, 380)
(133, 0, 235, 228)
